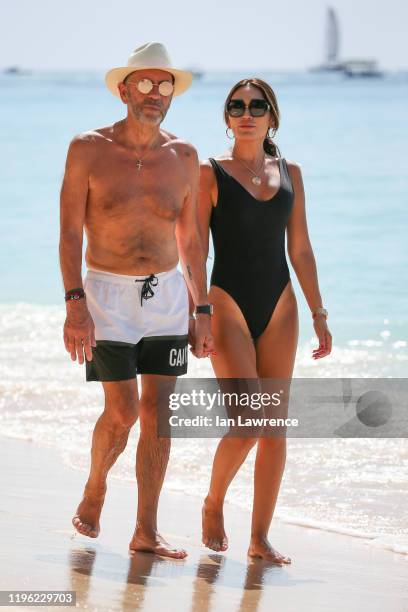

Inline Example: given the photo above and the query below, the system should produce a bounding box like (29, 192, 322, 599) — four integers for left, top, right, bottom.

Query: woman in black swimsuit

(198, 78, 332, 563)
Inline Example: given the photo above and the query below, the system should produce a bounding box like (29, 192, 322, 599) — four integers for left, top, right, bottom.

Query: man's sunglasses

(227, 98, 270, 118)
(126, 77, 174, 97)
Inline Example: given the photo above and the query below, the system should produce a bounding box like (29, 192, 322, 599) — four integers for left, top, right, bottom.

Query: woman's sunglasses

(126, 77, 174, 97)
(227, 98, 270, 118)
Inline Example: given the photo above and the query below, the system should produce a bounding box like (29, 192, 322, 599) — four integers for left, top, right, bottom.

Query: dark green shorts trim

(86, 335, 188, 382)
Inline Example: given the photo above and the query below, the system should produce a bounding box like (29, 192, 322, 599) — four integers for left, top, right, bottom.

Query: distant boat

(185, 66, 204, 80)
(3, 66, 29, 75)
(310, 6, 384, 78)
(310, 7, 344, 73)
(342, 60, 383, 78)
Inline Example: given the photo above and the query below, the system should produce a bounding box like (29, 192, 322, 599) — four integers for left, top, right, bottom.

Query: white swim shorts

(83, 266, 188, 381)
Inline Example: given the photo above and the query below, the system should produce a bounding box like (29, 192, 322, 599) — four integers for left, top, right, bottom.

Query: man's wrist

(65, 287, 85, 302)
(194, 304, 213, 316)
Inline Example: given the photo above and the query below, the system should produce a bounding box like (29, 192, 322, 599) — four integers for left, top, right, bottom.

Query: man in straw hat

(59, 42, 214, 558)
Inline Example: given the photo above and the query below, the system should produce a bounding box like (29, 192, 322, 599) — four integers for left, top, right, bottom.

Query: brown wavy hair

(224, 78, 281, 157)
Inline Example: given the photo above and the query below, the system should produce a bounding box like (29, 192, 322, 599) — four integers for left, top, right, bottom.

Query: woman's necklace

(233, 153, 265, 185)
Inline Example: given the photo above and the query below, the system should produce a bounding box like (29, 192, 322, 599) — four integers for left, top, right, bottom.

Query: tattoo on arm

(186, 265, 193, 280)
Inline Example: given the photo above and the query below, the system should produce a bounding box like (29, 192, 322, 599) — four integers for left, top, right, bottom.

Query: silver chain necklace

(233, 153, 265, 185)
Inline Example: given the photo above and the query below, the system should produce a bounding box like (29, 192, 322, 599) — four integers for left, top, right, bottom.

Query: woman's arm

(286, 161, 332, 358)
(286, 161, 323, 312)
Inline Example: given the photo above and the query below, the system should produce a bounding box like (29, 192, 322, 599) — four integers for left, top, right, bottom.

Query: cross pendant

(136, 159, 143, 170)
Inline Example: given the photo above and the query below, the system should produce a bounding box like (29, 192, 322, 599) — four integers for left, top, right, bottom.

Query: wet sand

(0, 436, 407, 611)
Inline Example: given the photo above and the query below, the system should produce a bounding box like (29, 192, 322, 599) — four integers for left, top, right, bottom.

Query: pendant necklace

(233, 153, 265, 185)
(134, 140, 159, 171)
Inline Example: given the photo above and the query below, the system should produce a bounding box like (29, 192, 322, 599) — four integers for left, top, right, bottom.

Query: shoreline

(1, 435, 407, 611)
(2, 431, 407, 558)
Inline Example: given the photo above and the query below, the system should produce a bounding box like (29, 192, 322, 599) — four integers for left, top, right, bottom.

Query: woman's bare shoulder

(200, 154, 226, 181)
(284, 159, 302, 173)
(201, 151, 231, 165)
(199, 159, 216, 191)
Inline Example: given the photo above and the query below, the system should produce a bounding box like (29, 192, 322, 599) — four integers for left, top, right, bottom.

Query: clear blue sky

(2, 0, 407, 71)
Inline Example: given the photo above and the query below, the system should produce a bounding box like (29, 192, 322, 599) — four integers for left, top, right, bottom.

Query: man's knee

(103, 382, 138, 430)
(109, 405, 138, 430)
(138, 396, 159, 431)
(138, 375, 177, 434)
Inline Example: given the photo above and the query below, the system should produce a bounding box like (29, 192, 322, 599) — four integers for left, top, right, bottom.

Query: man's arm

(59, 135, 89, 290)
(175, 144, 208, 304)
(59, 134, 96, 364)
(175, 143, 214, 358)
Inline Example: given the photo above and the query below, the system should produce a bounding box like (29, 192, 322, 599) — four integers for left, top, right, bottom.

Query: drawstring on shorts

(135, 274, 158, 306)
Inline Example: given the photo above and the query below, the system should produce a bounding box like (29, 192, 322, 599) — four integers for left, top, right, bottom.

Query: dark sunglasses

(227, 98, 270, 118)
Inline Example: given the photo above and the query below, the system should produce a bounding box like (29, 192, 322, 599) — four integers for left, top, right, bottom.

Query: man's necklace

(134, 141, 160, 171)
(233, 153, 265, 185)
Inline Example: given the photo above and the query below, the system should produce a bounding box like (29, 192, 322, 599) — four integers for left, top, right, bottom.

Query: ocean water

(1, 71, 407, 555)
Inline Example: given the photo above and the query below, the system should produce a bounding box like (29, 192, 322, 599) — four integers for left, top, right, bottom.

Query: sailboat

(310, 6, 383, 77)
(310, 7, 343, 72)
(342, 59, 383, 78)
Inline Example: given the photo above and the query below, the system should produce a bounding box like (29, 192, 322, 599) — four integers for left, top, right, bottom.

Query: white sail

(310, 5, 383, 76)
(326, 7, 339, 64)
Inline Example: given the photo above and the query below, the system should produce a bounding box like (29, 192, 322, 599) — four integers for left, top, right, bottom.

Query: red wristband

(65, 288, 85, 302)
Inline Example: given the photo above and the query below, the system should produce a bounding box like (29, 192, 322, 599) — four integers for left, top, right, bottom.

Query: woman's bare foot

(72, 485, 106, 538)
(129, 528, 187, 559)
(248, 536, 291, 565)
(201, 496, 228, 552)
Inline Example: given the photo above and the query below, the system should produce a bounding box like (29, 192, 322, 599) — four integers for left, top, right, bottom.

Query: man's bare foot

(72, 485, 106, 538)
(129, 528, 187, 559)
(248, 536, 291, 565)
(201, 496, 228, 552)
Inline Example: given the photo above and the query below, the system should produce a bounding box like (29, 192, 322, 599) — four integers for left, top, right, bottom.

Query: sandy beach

(0, 435, 407, 611)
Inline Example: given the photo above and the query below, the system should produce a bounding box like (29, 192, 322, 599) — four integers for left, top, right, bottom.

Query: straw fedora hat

(105, 42, 193, 98)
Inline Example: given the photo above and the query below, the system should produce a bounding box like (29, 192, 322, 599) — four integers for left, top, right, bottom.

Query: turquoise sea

(1, 71, 407, 554)
(1, 70, 407, 347)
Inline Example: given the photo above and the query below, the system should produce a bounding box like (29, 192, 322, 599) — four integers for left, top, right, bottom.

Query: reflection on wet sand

(68, 546, 301, 611)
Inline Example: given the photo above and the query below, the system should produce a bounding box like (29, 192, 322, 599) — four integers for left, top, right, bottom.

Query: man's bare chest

(88, 153, 187, 222)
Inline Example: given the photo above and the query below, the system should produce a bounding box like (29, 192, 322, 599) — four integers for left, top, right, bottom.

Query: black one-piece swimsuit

(209, 157, 295, 340)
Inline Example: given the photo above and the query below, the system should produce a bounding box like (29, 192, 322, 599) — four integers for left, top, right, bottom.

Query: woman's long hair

(224, 78, 281, 157)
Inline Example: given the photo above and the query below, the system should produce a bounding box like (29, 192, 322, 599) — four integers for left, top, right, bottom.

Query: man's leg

(72, 379, 138, 537)
(128, 374, 187, 558)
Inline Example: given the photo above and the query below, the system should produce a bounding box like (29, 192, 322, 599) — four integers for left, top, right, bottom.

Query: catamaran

(310, 6, 383, 78)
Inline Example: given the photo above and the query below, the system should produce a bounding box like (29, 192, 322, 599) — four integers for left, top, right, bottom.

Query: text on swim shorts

(169, 346, 188, 367)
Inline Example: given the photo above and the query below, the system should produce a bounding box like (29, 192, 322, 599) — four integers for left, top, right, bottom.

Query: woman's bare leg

(248, 281, 298, 563)
(202, 286, 258, 551)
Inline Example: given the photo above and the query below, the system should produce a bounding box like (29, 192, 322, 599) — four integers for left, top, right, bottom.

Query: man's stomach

(84, 240, 179, 276)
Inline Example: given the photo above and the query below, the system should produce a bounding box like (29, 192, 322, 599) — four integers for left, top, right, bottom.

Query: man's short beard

(130, 102, 166, 126)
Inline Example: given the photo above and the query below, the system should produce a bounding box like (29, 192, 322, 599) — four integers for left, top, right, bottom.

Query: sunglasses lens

(158, 81, 174, 96)
(137, 78, 154, 94)
(227, 100, 245, 117)
(249, 99, 269, 117)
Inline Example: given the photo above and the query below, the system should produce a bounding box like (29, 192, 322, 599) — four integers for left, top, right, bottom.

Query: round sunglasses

(126, 77, 174, 97)
(227, 98, 270, 118)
